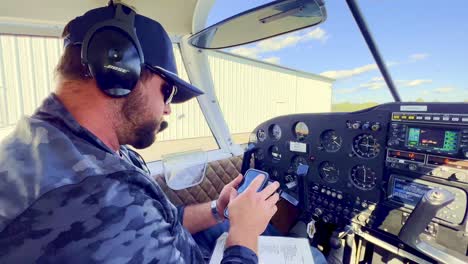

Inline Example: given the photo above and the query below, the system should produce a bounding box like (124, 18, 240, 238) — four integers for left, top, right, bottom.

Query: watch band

(211, 200, 224, 223)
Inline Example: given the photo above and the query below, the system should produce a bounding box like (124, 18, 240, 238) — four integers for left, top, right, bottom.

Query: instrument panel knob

(387, 137, 399, 146)
(314, 208, 323, 216)
(371, 123, 381, 131)
(357, 214, 367, 222)
(462, 148, 468, 159)
(452, 172, 467, 181)
(323, 214, 333, 223)
(408, 164, 419, 171)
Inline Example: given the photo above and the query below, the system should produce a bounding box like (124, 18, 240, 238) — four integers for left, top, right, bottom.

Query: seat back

(154, 155, 242, 206)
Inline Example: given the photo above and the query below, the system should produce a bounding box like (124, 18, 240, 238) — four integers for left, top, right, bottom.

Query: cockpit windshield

(209, 0, 468, 114)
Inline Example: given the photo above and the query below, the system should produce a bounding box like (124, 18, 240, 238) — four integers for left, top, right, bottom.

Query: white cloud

(320, 64, 378, 79)
(358, 77, 431, 92)
(371, 76, 384, 82)
(409, 53, 429, 61)
(394, 79, 433, 87)
(360, 81, 386, 90)
(263, 57, 280, 64)
(230, 47, 260, 59)
(257, 35, 303, 53)
(433, 87, 455, 93)
(229, 27, 329, 60)
(305, 27, 328, 42)
(404, 79, 433, 87)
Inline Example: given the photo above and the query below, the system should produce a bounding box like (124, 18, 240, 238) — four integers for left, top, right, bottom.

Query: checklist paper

(209, 233, 314, 264)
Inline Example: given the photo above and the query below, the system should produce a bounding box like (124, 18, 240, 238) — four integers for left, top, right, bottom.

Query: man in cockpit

(0, 3, 282, 264)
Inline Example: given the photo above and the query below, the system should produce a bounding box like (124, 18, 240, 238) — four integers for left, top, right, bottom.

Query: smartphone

(224, 168, 269, 218)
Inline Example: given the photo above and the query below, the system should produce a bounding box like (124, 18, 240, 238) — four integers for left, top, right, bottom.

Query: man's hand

(217, 174, 244, 218)
(180, 174, 243, 233)
(225, 175, 280, 254)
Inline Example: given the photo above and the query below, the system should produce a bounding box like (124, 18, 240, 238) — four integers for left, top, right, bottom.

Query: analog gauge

(294, 122, 309, 140)
(257, 129, 267, 142)
(269, 124, 282, 140)
(350, 165, 377, 190)
(319, 161, 340, 183)
(353, 134, 381, 158)
(320, 130, 343, 152)
(269, 145, 282, 161)
(255, 149, 265, 161)
(291, 155, 308, 171)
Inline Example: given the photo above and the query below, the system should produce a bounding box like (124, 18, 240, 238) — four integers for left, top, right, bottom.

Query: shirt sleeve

(0, 171, 203, 263)
(222, 245, 258, 264)
(177, 205, 185, 224)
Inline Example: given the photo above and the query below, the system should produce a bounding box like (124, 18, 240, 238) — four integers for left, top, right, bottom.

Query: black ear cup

(81, 4, 144, 98)
(87, 28, 141, 97)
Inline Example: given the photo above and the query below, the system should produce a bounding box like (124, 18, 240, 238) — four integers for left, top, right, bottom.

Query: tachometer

(319, 161, 340, 183)
(353, 134, 381, 158)
(350, 165, 377, 190)
(320, 130, 342, 152)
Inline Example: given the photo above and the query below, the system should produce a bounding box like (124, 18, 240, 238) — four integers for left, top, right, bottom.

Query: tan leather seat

(154, 155, 243, 206)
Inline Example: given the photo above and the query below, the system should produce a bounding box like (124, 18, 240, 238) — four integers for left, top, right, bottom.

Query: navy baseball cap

(64, 4, 204, 104)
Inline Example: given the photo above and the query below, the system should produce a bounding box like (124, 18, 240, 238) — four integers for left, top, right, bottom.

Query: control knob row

(387, 136, 401, 147)
(351, 122, 381, 131)
(322, 214, 333, 223)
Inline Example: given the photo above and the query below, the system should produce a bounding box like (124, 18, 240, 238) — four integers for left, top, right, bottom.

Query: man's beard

(132, 119, 159, 149)
(132, 119, 169, 149)
(122, 89, 168, 149)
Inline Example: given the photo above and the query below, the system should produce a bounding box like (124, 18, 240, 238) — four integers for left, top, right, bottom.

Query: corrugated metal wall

(0, 35, 62, 127)
(0, 35, 333, 143)
(208, 51, 332, 134)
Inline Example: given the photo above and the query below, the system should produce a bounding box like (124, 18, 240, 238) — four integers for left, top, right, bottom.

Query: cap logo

(104, 64, 130, 74)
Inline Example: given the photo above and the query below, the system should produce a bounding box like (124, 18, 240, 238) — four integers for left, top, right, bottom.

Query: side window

(0, 35, 62, 141)
(208, 51, 334, 144)
(0, 35, 218, 162)
(136, 45, 219, 162)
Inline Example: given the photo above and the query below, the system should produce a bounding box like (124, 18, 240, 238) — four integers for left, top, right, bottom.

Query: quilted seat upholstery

(154, 155, 243, 206)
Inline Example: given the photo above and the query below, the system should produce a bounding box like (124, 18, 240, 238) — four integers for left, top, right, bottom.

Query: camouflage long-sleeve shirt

(0, 94, 257, 264)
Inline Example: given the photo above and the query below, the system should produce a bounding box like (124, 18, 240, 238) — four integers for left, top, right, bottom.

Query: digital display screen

(406, 127, 459, 152)
(388, 150, 425, 162)
(427, 155, 468, 170)
(391, 178, 432, 207)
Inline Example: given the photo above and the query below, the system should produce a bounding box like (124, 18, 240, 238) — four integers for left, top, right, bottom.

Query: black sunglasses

(161, 80, 176, 105)
(145, 65, 177, 105)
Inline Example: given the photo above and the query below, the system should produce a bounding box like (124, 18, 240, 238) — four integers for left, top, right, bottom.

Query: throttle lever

(398, 188, 468, 264)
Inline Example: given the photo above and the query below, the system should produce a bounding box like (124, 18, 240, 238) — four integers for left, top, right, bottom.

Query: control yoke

(398, 189, 468, 264)
(241, 143, 257, 175)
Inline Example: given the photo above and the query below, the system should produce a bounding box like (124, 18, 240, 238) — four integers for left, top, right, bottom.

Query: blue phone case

(224, 168, 269, 218)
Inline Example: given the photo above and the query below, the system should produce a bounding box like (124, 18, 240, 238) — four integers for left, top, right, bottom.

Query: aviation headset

(80, 2, 144, 98)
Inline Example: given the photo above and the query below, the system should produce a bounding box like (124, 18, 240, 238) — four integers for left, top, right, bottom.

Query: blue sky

(207, 0, 468, 103)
